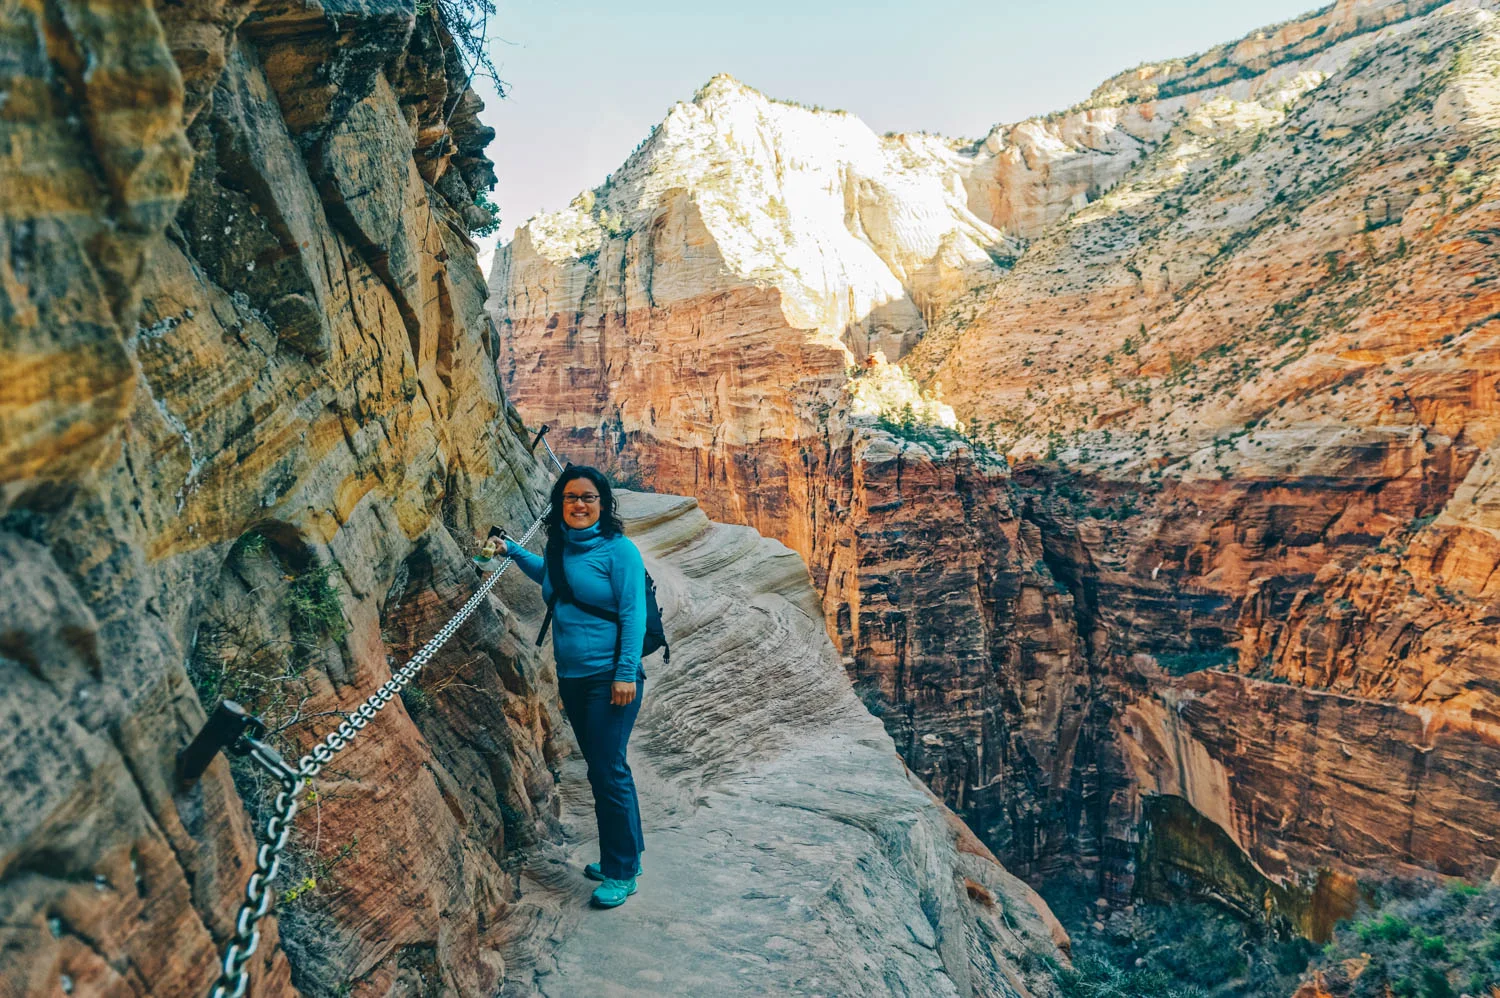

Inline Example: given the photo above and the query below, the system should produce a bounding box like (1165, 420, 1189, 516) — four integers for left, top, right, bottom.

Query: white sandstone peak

(493, 0, 1438, 373)
(502, 73, 1015, 359)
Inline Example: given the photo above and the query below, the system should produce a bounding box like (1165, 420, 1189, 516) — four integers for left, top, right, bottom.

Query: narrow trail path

(498, 493, 1065, 998)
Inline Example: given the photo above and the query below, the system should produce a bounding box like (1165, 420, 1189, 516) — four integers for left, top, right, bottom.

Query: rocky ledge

(495, 491, 1068, 998)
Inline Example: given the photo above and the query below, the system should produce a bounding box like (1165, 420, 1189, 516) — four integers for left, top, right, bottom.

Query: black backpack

(534, 536, 670, 668)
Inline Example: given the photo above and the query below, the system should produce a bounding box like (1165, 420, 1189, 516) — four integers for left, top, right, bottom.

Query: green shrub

(1154, 647, 1237, 675)
(1314, 881, 1500, 998)
(1359, 914, 1412, 943)
(287, 564, 348, 650)
(470, 189, 500, 238)
(400, 685, 432, 717)
(1039, 884, 1318, 998)
(1059, 956, 1210, 998)
(874, 410, 998, 463)
(232, 531, 267, 559)
(1417, 932, 1448, 959)
(187, 622, 227, 703)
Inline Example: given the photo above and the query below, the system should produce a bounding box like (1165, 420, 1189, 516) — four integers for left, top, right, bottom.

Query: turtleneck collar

(562, 520, 607, 549)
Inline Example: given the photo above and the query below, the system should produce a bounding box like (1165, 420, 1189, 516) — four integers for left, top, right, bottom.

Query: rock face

(489, 74, 1014, 546)
(490, 0, 1500, 920)
(497, 492, 1068, 998)
(0, 0, 562, 992)
(916, 0, 1500, 897)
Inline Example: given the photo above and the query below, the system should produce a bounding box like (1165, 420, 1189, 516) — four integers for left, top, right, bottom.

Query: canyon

(0, 0, 1063, 994)
(490, 0, 1500, 928)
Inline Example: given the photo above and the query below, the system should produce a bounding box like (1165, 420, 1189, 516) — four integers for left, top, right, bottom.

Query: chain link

(291, 512, 546, 782)
(208, 505, 549, 998)
(210, 740, 302, 998)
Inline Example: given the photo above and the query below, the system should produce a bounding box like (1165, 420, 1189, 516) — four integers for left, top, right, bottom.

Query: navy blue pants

(557, 674, 645, 880)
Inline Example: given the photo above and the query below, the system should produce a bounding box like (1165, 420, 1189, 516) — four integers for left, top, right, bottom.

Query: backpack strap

(534, 603, 555, 647)
(534, 537, 566, 647)
(534, 536, 624, 666)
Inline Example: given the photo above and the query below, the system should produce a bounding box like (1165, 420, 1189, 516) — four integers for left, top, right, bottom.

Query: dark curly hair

(545, 465, 624, 542)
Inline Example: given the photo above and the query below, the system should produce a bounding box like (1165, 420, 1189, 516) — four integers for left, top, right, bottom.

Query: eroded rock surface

(1, 0, 562, 993)
(497, 492, 1068, 998)
(1, 0, 1070, 992)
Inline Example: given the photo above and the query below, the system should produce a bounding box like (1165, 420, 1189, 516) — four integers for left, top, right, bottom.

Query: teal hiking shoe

(590, 877, 637, 908)
(584, 862, 642, 881)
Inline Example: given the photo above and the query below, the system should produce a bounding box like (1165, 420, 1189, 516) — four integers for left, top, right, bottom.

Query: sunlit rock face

(958, 0, 1453, 243)
(916, 0, 1500, 893)
(0, 0, 565, 992)
(489, 76, 1013, 517)
(490, 0, 1500, 912)
(495, 73, 1013, 360)
(0, 0, 1077, 990)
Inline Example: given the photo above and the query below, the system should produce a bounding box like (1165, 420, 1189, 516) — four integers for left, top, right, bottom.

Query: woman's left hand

(610, 681, 636, 706)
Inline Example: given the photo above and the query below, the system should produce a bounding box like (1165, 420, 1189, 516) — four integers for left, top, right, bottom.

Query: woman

(494, 467, 647, 908)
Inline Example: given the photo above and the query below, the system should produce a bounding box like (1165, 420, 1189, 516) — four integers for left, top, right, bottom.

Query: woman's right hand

(480, 527, 509, 559)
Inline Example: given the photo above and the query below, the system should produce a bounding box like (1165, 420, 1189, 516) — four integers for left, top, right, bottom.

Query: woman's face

(561, 478, 602, 530)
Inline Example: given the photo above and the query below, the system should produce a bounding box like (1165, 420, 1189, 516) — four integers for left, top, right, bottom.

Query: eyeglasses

(563, 494, 600, 505)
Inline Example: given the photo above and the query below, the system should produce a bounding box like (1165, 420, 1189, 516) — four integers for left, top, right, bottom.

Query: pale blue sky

(471, 0, 1321, 263)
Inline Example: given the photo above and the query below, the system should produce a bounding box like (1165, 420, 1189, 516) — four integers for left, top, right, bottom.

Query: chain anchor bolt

(178, 700, 267, 787)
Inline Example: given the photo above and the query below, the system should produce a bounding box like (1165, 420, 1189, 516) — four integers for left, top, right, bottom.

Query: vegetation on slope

(1043, 879, 1500, 998)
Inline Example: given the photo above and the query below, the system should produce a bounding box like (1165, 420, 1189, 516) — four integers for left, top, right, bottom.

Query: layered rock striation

(1, 0, 556, 992)
(490, 0, 1500, 920)
(917, 0, 1500, 897)
(0, 1, 1070, 993)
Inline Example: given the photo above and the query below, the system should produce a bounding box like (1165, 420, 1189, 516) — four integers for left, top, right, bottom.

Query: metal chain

(538, 434, 566, 474)
(290, 511, 547, 783)
(210, 742, 303, 998)
(208, 503, 550, 998)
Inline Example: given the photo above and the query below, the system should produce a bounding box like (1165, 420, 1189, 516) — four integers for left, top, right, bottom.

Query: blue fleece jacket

(505, 522, 647, 683)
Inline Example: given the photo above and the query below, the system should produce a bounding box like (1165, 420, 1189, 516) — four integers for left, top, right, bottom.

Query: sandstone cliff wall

(1, 2, 1069, 992)
(1, 0, 565, 992)
(918, 0, 1500, 892)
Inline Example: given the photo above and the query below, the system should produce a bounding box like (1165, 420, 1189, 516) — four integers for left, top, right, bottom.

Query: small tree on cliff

(417, 0, 505, 117)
